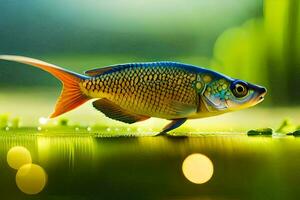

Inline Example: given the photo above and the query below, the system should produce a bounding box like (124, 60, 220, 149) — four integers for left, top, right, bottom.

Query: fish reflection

(37, 136, 96, 168)
(182, 153, 214, 184)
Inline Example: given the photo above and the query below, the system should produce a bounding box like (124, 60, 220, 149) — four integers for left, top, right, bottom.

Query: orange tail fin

(0, 55, 90, 118)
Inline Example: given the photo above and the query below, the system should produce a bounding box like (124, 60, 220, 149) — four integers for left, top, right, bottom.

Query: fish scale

(80, 62, 198, 119)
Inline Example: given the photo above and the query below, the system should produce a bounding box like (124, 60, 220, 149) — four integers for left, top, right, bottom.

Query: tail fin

(0, 55, 90, 118)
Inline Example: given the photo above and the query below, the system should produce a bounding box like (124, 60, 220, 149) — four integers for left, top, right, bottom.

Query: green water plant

(292, 130, 300, 136)
(247, 128, 273, 136)
(287, 130, 300, 136)
(58, 118, 69, 127)
(276, 119, 296, 134)
(11, 117, 20, 129)
(0, 114, 9, 129)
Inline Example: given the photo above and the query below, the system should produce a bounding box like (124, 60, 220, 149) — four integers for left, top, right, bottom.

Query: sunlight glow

(182, 153, 214, 184)
(38, 117, 49, 125)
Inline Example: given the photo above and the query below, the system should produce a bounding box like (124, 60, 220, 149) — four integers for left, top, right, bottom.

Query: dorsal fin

(84, 63, 135, 77)
(84, 61, 187, 77)
(84, 66, 115, 76)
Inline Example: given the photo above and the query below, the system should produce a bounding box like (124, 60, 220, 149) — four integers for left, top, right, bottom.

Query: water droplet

(75, 127, 79, 131)
(106, 128, 111, 132)
(37, 127, 42, 131)
(87, 127, 92, 131)
(5, 127, 9, 131)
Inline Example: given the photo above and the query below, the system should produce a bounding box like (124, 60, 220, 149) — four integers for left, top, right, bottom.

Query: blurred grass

(0, 0, 299, 135)
(0, 0, 300, 105)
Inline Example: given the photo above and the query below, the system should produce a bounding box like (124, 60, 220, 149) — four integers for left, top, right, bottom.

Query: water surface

(0, 133, 299, 199)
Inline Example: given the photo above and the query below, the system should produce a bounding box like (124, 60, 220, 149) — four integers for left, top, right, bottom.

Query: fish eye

(231, 81, 248, 98)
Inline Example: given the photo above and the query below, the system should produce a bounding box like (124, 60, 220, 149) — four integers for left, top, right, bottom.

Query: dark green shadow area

(0, 133, 300, 200)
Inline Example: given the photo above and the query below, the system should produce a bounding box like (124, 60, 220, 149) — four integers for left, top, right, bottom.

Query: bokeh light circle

(182, 153, 214, 184)
(7, 146, 32, 170)
(38, 117, 48, 125)
(16, 164, 47, 195)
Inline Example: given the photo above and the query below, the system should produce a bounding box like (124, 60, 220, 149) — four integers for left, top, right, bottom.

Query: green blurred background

(0, 0, 299, 105)
(1, 2, 300, 199)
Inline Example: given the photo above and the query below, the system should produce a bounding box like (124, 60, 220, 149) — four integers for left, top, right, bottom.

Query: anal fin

(93, 98, 150, 124)
(157, 118, 187, 135)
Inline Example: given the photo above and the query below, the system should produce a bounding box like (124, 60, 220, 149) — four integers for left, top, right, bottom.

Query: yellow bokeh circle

(7, 146, 32, 170)
(182, 153, 214, 184)
(16, 164, 47, 195)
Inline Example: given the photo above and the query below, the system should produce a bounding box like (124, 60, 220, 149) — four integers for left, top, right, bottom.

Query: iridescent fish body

(82, 62, 200, 120)
(0, 56, 267, 134)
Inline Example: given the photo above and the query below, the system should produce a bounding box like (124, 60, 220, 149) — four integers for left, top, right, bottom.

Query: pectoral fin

(169, 100, 196, 116)
(197, 96, 209, 113)
(157, 118, 187, 135)
(93, 98, 150, 124)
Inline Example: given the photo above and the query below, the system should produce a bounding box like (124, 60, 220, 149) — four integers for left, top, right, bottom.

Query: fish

(0, 55, 267, 135)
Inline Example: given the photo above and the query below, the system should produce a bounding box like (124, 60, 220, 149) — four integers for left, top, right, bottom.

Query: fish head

(200, 75, 267, 112)
(225, 79, 267, 111)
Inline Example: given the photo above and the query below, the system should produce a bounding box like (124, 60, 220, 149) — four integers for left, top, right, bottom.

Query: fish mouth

(255, 87, 267, 104)
(257, 96, 264, 104)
